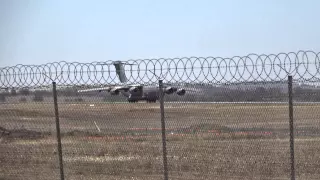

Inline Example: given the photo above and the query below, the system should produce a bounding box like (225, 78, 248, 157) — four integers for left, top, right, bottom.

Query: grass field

(1, 102, 320, 180)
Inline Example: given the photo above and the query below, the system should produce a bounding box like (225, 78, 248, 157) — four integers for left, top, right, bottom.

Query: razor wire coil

(0, 50, 320, 88)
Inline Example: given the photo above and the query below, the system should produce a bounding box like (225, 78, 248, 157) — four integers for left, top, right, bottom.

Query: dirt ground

(1, 102, 320, 180)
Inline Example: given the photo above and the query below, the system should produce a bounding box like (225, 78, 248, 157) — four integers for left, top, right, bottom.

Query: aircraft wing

(77, 84, 143, 93)
(78, 87, 112, 93)
(109, 84, 142, 92)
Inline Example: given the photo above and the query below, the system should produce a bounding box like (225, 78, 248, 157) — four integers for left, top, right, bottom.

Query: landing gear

(128, 100, 137, 103)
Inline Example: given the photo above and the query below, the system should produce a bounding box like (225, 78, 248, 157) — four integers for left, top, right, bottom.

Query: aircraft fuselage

(119, 86, 160, 103)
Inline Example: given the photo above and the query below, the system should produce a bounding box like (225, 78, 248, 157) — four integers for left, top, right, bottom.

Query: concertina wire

(0, 50, 320, 88)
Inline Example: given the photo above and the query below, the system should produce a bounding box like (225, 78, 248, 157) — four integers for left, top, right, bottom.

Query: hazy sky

(1, 0, 319, 68)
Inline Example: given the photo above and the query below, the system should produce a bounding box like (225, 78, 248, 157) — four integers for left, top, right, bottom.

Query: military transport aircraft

(77, 61, 190, 103)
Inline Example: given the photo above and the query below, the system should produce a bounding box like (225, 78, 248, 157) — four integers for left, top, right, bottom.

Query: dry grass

(1, 102, 320, 179)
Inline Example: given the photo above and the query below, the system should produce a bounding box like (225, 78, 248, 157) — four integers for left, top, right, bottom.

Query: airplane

(77, 61, 191, 103)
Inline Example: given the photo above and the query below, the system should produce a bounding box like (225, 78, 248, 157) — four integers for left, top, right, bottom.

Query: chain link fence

(1, 50, 320, 180)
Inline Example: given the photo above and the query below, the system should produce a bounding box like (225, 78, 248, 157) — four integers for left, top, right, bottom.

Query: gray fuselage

(119, 86, 160, 102)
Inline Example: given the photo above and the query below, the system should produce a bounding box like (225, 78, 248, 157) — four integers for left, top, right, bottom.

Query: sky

(1, 0, 319, 67)
(0, 0, 320, 86)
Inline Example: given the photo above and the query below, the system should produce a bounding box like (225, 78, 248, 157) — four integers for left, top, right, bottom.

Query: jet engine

(176, 88, 186, 96)
(110, 89, 120, 95)
(129, 87, 139, 93)
(164, 87, 177, 94)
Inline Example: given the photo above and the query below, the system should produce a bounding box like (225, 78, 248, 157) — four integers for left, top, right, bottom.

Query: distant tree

(252, 87, 266, 101)
(20, 88, 30, 95)
(0, 95, 6, 102)
(11, 88, 17, 96)
(256, 87, 266, 95)
(19, 97, 27, 102)
(313, 91, 320, 101)
(62, 88, 78, 96)
(33, 91, 44, 102)
(75, 97, 84, 102)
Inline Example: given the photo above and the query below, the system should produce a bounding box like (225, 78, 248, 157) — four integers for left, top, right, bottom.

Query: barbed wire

(0, 50, 320, 88)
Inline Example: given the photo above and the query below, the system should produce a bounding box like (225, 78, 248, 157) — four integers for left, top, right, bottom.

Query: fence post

(52, 81, 65, 180)
(159, 80, 169, 180)
(288, 75, 295, 180)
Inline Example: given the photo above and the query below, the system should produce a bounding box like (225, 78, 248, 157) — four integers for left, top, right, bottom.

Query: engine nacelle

(164, 87, 177, 94)
(129, 87, 139, 93)
(176, 88, 186, 96)
(110, 89, 120, 95)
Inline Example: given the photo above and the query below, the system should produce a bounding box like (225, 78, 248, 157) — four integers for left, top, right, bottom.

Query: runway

(165, 101, 320, 104)
(80, 101, 320, 105)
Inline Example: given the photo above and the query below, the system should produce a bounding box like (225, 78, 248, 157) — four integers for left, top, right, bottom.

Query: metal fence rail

(1, 50, 320, 180)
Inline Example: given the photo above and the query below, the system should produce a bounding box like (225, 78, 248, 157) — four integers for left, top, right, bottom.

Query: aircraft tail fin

(113, 61, 128, 83)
